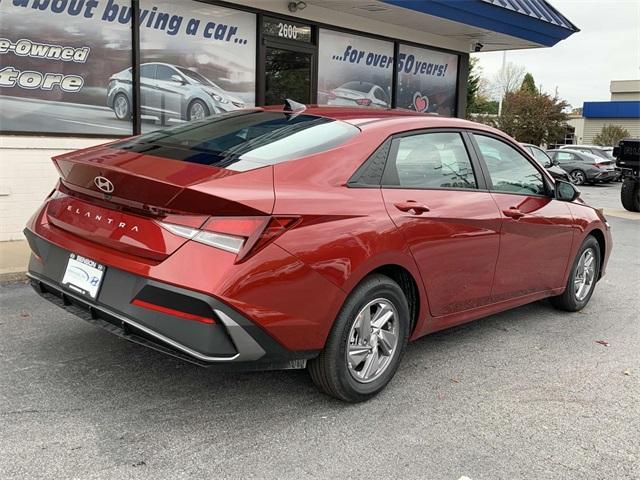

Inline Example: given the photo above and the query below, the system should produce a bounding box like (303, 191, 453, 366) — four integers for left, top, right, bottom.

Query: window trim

(467, 131, 555, 198)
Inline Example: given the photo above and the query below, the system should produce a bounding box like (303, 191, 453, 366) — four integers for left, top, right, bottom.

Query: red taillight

(355, 98, 372, 106)
(131, 299, 215, 324)
(594, 163, 605, 168)
(158, 215, 299, 262)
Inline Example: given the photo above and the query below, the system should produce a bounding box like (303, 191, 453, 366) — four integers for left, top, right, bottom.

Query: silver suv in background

(107, 63, 245, 124)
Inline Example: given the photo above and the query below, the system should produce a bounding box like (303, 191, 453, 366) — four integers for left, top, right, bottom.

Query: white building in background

(569, 80, 640, 144)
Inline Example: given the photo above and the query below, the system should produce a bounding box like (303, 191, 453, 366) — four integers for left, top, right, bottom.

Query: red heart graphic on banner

(413, 92, 429, 112)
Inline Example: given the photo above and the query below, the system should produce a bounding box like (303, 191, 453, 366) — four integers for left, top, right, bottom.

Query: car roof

(261, 105, 500, 134)
(551, 148, 600, 158)
(560, 144, 603, 149)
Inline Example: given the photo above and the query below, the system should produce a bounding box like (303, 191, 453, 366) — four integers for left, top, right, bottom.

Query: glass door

(259, 16, 316, 106)
(265, 47, 312, 105)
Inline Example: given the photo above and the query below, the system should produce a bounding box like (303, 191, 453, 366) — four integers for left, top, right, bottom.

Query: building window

(138, 0, 256, 133)
(317, 29, 394, 109)
(396, 44, 459, 116)
(0, 0, 132, 135)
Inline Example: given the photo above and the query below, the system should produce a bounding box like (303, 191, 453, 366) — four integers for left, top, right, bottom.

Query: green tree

(593, 124, 630, 146)
(496, 90, 569, 145)
(466, 57, 481, 113)
(520, 73, 538, 94)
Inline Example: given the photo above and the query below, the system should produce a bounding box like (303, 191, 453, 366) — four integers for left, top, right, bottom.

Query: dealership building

(0, 0, 578, 272)
(568, 79, 640, 144)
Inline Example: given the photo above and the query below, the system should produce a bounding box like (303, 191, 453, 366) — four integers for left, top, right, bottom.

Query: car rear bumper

(591, 170, 615, 182)
(25, 230, 316, 370)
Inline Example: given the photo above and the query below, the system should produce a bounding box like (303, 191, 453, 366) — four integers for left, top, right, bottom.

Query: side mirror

(170, 74, 185, 84)
(555, 180, 580, 202)
(552, 158, 559, 166)
(612, 146, 620, 158)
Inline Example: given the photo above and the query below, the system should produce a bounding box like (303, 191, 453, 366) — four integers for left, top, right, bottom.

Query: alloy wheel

(574, 247, 596, 301)
(189, 102, 207, 121)
(114, 95, 129, 119)
(346, 298, 399, 383)
(570, 170, 585, 185)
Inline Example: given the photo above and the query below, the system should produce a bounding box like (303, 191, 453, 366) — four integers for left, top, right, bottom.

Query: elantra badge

(94, 176, 114, 194)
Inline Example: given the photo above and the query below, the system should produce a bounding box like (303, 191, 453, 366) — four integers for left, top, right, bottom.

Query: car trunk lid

(48, 144, 274, 260)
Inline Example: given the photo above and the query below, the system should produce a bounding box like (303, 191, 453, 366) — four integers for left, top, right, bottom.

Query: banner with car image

(317, 29, 394, 109)
(396, 44, 459, 117)
(0, 0, 256, 135)
(138, 0, 255, 132)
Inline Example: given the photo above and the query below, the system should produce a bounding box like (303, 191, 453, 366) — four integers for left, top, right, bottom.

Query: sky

(472, 0, 640, 109)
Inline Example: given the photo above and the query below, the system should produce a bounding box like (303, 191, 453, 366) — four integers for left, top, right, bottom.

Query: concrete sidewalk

(0, 240, 30, 275)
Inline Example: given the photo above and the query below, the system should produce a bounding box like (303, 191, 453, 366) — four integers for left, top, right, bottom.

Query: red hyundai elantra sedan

(25, 104, 611, 402)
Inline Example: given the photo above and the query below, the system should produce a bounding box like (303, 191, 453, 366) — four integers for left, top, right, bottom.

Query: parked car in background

(559, 144, 621, 181)
(327, 81, 390, 108)
(107, 63, 245, 124)
(547, 149, 617, 185)
(521, 143, 571, 182)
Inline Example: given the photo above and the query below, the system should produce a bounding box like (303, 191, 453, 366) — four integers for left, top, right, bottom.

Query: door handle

(394, 201, 430, 215)
(502, 207, 525, 219)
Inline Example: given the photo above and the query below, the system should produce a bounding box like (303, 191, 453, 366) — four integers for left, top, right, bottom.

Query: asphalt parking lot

(1, 182, 638, 480)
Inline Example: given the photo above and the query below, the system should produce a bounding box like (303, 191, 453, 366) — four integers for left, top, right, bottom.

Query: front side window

(474, 135, 546, 195)
(383, 132, 477, 189)
(156, 65, 177, 81)
(555, 151, 575, 163)
(140, 64, 156, 79)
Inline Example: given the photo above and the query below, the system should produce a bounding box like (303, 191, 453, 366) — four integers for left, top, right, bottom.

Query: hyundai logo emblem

(94, 176, 114, 194)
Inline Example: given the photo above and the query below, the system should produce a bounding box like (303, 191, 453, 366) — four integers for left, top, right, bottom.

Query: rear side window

(383, 132, 477, 189)
(111, 111, 360, 171)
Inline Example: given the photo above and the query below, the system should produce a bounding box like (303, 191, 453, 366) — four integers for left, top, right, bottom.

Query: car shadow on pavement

(27, 296, 566, 414)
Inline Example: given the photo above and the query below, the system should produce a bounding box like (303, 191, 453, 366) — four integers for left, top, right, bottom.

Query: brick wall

(0, 136, 109, 242)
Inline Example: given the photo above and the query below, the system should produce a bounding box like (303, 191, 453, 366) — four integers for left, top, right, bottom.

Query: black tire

(187, 99, 210, 121)
(308, 274, 410, 402)
(551, 236, 601, 312)
(113, 93, 131, 121)
(569, 170, 586, 185)
(620, 178, 640, 212)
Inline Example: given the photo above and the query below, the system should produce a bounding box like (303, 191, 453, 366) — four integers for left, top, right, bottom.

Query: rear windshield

(111, 110, 359, 171)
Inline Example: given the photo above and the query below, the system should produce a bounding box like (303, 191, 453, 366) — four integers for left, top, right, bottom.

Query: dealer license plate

(61, 253, 105, 299)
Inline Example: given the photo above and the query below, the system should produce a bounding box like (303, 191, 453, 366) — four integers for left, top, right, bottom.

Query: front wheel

(308, 274, 410, 402)
(551, 236, 600, 312)
(187, 99, 210, 121)
(570, 170, 586, 185)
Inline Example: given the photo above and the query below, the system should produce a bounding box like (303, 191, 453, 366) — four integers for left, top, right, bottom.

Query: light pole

(497, 50, 506, 116)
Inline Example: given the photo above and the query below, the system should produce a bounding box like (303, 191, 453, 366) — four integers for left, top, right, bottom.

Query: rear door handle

(394, 201, 430, 215)
(502, 207, 525, 219)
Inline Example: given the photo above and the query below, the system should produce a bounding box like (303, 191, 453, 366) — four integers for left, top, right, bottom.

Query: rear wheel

(551, 236, 600, 312)
(113, 93, 131, 121)
(308, 274, 410, 402)
(620, 178, 640, 212)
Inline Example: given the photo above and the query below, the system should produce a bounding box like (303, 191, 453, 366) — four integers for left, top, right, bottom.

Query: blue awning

(381, 0, 579, 47)
(583, 101, 640, 119)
